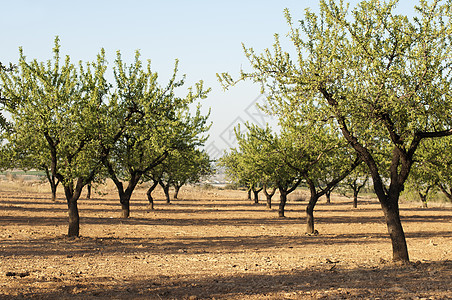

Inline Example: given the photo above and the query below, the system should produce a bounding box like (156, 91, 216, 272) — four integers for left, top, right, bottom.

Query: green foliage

(102, 50, 211, 206)
(218, 0, 452, 260)
(0, 37, 108, 189)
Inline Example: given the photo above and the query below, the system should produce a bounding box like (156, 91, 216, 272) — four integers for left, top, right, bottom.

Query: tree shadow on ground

(3, 260, 451, 299)
(2, 229, 451, 259)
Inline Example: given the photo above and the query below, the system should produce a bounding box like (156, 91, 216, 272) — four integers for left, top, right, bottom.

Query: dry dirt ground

(0, 179, 451, 300)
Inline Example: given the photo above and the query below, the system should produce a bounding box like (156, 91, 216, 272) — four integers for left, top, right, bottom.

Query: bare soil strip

(0, 182, 451, 299)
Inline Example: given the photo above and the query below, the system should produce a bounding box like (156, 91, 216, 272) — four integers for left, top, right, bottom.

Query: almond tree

(219, 0, 452, 262)
(407, 136, 452, 207)
(343, 165, 370, 208)
(0, 38, 110, 237)
(234, 124, 302, 217)
(280, 121, 360, 233)
(102, 51, 210, 218)
(218, 143, 265, 204)
(145, 147, 213, 206)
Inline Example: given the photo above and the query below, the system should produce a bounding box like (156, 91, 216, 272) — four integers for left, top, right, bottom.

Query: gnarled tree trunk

(159, 181, 171, 204)
(146, 180, 159, 210)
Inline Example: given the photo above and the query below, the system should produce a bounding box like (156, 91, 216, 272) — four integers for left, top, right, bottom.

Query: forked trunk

(112, 175, 141, 219)
(253, 190, 260, 204)
(263, 186, 276, 209)
(325, 190, 331, 204)
(63, 180, 85, 238)
(266, 195, 272, 209)
(247, 188, 252, 201)
(419, 192, 428, 208)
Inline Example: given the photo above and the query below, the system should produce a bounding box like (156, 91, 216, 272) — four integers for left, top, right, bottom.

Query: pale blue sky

(1, 0, 416, 158)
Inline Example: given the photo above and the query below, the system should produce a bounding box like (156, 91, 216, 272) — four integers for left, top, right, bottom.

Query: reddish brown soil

(0, 179, 451, 299)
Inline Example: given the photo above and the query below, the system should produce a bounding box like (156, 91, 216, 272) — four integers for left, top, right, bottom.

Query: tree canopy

(218, 0, 452, 262)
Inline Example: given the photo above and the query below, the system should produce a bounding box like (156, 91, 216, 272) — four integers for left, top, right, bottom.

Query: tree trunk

(159, 181, 171, 204)
(325, 190, 332, 204)
(278, 189, 287, 217)
(110, 173, 141, 219)
(86, 183, 92, 200)
(306, 194, 320, 234)
(146, 180, 158, 210)
(173, 185, 181, 200)
(67, 199, 80, 237)
(247, 188, 252, 201)
(63, 180, 85, 238)
(45, 167, 59, 202)
(51, 184, 57, 202)
(266, 194, 272, 209)
(263, 186, 276, 209)
(419, 192, 428, 208)
(253, 190, 259, 204)
(353, 190, 358, 208)
(120, 194, 131, 219)
(380, 196, 409, 262)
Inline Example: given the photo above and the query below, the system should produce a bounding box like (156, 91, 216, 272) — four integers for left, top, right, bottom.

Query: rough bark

(67, 199, 79, 237)
(380, 193, 409, 262)
(323, 89, 411, 262)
